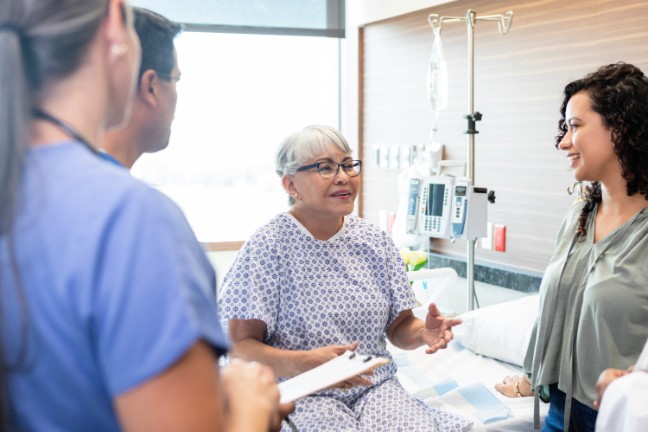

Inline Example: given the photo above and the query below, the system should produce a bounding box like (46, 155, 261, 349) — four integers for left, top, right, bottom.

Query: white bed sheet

(389, 341, 549, 431)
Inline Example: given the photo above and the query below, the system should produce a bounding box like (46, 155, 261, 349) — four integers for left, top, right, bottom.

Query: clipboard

(278, 351, 388, 404)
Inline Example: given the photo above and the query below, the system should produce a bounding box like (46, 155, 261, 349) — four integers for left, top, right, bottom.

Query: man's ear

(138, 69, 158, 106)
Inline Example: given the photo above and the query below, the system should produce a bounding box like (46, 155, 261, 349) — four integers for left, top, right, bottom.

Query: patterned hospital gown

(219, 213, 472, 432)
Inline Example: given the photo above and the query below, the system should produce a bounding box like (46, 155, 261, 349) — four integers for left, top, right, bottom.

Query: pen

(285, 415, 299, 432)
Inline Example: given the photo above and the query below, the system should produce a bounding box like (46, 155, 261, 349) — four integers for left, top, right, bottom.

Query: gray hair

(275, 124, 353, 205)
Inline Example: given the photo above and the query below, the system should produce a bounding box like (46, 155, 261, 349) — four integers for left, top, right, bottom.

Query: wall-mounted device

(451, 182, 469, 238)
(398, 173, 491, 241)
(405, 175, 489, 240)
(418, 176, 454, 238)
(450, 182, 488, 240)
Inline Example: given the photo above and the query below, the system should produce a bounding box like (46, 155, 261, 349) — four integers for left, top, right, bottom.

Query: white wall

(207, 250, 239, 290)
(341, 1, 457, 171)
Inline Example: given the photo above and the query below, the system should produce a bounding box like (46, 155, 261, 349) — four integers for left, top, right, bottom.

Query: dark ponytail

(0, 1, 109, 427)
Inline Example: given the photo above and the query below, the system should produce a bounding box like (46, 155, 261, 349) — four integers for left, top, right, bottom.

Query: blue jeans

(542, 384, 597, 432)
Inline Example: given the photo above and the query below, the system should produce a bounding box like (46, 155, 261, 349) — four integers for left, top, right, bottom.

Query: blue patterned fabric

(219, 213, 472, 431)
(287, 378, 471, 432)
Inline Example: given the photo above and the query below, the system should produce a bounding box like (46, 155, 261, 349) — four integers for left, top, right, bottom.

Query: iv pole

(427, 9, 513, 311)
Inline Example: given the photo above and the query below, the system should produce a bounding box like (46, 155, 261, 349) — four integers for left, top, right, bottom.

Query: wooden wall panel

(361, 0, 648, 273)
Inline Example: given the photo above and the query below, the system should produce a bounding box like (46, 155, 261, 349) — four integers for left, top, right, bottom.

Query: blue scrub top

(1, 141, 228, 432)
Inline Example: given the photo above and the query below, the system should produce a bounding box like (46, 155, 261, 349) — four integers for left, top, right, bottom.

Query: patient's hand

(335, 369, 375, 390)
(305, 341, 372, 388)
(304, 341, 358, 370)
(422, 303, 462, 354)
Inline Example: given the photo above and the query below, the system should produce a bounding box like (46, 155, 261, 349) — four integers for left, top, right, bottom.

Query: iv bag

(427, 28, 448, 115)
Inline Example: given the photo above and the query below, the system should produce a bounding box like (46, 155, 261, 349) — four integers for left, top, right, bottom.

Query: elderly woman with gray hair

(218, 125, 472, 431)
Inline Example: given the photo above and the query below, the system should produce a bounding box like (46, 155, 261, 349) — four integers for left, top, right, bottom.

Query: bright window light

(132, 32, 341, 243)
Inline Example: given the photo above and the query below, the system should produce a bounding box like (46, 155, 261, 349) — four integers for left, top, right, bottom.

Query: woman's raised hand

(422, 303, 462, 354)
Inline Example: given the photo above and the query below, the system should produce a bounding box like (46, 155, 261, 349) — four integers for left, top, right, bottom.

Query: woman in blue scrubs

(0, 1, 283, 430)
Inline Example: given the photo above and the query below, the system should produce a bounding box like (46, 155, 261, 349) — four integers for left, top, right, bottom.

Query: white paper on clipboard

(278, 351, 388, 404)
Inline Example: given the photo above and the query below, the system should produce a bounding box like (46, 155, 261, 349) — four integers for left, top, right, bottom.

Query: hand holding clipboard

(278, 351, 388, 404)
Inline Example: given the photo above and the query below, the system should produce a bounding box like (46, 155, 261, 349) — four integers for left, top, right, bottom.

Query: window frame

(131, 32, 344, 251)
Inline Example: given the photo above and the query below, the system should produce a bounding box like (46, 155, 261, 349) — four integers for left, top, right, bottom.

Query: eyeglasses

(296, 160, 362, 178)
(157, 72, 181, 82)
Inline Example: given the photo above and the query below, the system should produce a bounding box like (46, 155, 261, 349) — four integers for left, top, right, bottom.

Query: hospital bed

(391, 269, 548, 431)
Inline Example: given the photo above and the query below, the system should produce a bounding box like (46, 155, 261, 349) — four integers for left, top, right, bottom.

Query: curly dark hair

(554, 62, 648, 237)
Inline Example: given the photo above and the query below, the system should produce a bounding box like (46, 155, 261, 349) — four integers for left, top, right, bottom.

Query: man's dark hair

(134, 7, 183, 79)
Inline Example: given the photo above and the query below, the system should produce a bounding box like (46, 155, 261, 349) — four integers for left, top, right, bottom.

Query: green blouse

(524, 202, 648, 419)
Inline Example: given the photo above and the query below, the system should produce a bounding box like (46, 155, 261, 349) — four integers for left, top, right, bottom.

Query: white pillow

(453, 294, 539, 367)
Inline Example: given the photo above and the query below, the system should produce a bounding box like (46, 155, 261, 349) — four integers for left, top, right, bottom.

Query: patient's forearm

(228, 319, 311, 377)
(229, 338, 308, 378)
(229, 320, 365, 380)
(388, 315, 425, 350)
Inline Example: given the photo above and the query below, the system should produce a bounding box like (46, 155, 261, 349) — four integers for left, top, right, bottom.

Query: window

(131, 32, 341, 243)
(131, 0, 345, 38)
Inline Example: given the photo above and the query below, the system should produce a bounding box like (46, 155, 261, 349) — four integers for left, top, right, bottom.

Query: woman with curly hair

(495, 62, 648, 431)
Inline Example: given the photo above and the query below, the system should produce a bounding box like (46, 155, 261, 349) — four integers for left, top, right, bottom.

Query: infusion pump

(406, 175, 488, 240)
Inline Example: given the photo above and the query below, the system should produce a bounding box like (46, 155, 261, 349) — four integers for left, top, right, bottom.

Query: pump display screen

(455, 186, 467, 196)
(427, 184, 446, 216)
